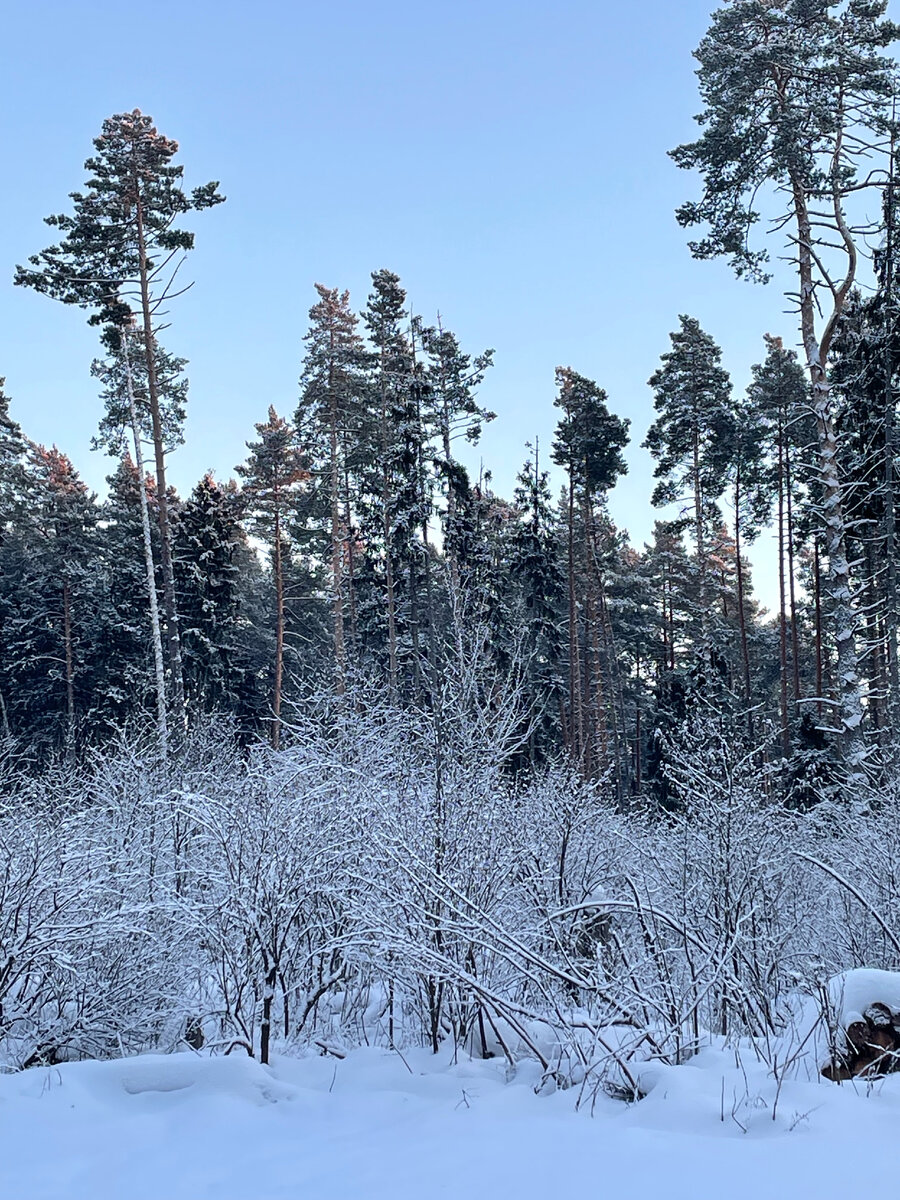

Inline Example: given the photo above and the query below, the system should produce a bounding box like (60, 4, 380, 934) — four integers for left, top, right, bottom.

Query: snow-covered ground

(2, 1040, 899, 1200)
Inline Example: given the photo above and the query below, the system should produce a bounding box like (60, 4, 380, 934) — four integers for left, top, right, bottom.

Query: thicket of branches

(2, 676, 899, 1088)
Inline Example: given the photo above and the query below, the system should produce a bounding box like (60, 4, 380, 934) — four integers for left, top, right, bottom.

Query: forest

(3, 0, 900, 1087)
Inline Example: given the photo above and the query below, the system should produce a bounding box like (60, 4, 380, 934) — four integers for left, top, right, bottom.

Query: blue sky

(0, 0, 848, 606)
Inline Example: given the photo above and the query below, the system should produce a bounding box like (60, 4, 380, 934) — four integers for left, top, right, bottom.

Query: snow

(829, 968, 900, 1030)
(2, 1039, 900, 1199)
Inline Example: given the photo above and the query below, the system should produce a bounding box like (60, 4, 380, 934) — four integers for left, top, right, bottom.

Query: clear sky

(0, 0, 865, 608)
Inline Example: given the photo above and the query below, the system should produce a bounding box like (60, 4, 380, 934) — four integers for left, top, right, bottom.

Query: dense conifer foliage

(4, 98, 900, 788)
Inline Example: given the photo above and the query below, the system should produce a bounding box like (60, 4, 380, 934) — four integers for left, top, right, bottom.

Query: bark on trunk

(62, 578, 75, 757)
(790, 172, 865, 769)
(567, 473, 583, 769)
(379, 356, 399, 699)
(778, 429, 791, 757)
(124, 332, 168, 758)
(328, 353, 346, 696)
(134, 194, 185, 721)
(785, 444, 802, 706)
(733, 469, 754, 741)
(272, 497, 284, 751)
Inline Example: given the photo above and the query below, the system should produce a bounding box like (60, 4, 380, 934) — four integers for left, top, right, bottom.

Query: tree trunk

(124, 332, 168, 758)
(777, 428, 790, 757)
(272, 495, 284, 751)
(814, 538, 825, 722)
(884, 270, 900, 735)
(809, 362, 865, 766)
(328, 357, 346, 696)
(62, 577, 75, 758)
(582, 496, 605, 782)
(260, 962, 276, 1066)
(784, 443, 802, 706)
(379, 357, 399, 699)
(790, 174, 865, 768)
(693, 424, 706, 637)
(134, 194, 185, 721)
(634, 657, 643, 794)
(344, 467, 359, 657)
(567, 473, 583, 769)
(733, 469, 754, 741)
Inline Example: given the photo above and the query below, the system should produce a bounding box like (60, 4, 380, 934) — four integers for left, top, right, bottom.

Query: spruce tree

(174, 474, 244, 714)
(510, 441, 565, 766)
(420, 323, 494, 596)
(0, 382, 29, 541)
(1, 448, 99, 754)
(94, 457, 161, 731)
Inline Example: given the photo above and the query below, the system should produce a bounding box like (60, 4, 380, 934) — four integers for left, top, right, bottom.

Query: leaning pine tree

(15, 109, 224, 725)
(670, 0, 900, 770)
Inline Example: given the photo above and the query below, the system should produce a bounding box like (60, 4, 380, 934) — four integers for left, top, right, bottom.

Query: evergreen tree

(510, 441, 565, 766)
(420, 322, 494, 596)
(747, 337, 813, 752)
(237, 407, 308, 749)
(358, 269, 424, 697)
(723, 384, 773, 740)
(670, 0, 899, 766)
(0, 448, 99, 755)
(16, 109, 224, 720)
(92, 328, 189, 749)
(0, 381, 29, 540)
(94, 458, 164, 732)
(645, 316, 733, 648)
(174, 474, 245, 714)
(551, 367, 630, 784)
(296, 284, 368, 692)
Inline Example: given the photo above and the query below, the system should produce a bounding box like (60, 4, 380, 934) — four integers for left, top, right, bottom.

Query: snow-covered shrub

(4, 705, 900, 1095)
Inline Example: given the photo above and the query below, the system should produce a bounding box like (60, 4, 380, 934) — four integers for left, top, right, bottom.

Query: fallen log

(822, 1001, 900, 1081)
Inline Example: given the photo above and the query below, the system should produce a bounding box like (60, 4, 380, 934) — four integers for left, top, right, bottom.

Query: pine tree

(551, 367, 630, 783)
(297, 285, 368, 693)
(747, 337, 812, 752)
(15, 109, 224, 721)
(645, 317, 733, 651)
(421, 322, 494, 596)
(237, 408, 308, 749)
(359, 269, 421, 697)
(670, 0, 899, 767)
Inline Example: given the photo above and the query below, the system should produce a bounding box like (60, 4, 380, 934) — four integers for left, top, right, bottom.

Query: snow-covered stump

(821, 970, 900, 1081)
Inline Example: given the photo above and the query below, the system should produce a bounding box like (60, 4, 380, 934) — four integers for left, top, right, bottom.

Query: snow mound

(828, 968, 900, 1030)
(4, 1043, 900, 1199)
(3, 1050, 298, 1111)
